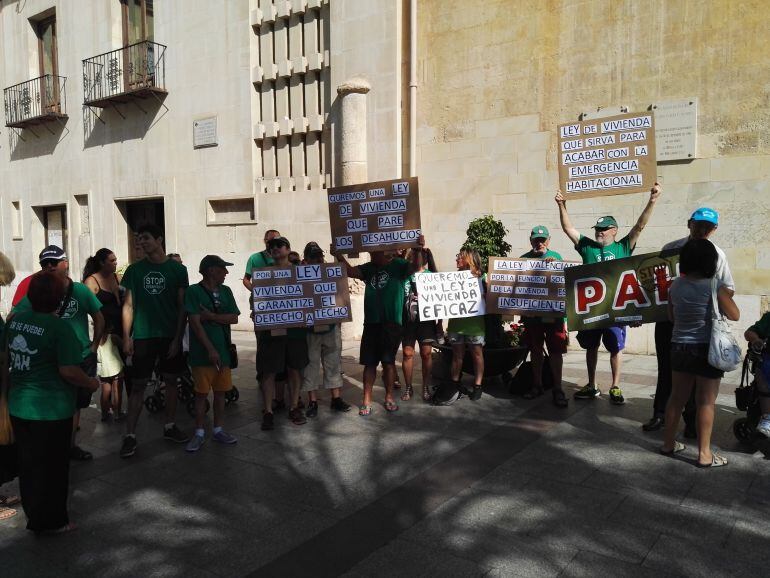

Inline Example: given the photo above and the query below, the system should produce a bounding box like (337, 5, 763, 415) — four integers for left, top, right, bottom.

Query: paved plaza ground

(2, 331, 769, 577)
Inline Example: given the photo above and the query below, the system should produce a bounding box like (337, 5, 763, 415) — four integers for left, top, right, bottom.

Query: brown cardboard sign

(251, 263, 352, 331)
(327, 177, 421, 253)
(557, 112, 657, 199)
(485, 257, 580, 318)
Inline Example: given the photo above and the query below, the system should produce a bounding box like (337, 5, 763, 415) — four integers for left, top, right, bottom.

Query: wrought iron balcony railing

(82, 41, 167, 108)
(3, 74, 67, 128)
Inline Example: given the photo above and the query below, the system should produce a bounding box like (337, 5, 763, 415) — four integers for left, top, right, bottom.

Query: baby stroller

(732, 340, 768, 444)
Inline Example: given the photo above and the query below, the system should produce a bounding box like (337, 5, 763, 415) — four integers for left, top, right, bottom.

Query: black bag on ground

(431, 380, 462, 406)
(509, 355, 553, 395)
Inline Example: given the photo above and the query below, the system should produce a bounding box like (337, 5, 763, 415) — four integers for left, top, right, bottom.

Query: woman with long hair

(446, 248, 486, 400)
(661, 239, 739, 467)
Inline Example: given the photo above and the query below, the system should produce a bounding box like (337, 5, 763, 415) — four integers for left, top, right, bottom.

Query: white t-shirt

(662, 236, 735, 291)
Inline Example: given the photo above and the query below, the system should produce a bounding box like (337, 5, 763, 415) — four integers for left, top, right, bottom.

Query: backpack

(508, 355, 553, 395)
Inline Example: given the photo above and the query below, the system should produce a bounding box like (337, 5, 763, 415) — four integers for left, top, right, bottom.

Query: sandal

(401, 385, 414, 401)
(0, 506, 17, 521)
(660, 441, 686, 456)
(697, 453, 728, 468)
(422, 385, 432, 402)
(552, 389, 568, 408)
(358, 404, 373, 417)
(384, 400, 399, 412)
(0, 495, 20, 507)
(523, 386, 544, 400)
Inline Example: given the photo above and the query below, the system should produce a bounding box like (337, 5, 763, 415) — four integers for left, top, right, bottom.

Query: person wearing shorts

(184, 255, 241, 452)
(519, 226, 569, 407)
(555, 183, 662, 404)
(119, 224, 190, 458)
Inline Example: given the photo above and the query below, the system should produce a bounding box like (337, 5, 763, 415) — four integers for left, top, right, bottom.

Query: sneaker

(642, 415, 665, 431)
(261, 412, 275, 431)
(289, 408, 307, 425)
(69, 446, 93, 461)
(608, 387, 625, 405)
(212, 430, 238, 445)
(469, 386, 483, 401)
(756, 415, 770, 437)
(306, 401, 318, 418)
(186, 434, 205, 453)
(574, 384, 601, 399)
(120, 436, 137, 459)
(330, 397, 351, 412)
(164, 425, 190, 443)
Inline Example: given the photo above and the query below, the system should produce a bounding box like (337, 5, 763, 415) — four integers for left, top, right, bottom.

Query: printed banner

(327, 177, 422, 253)
(558, 111, 657, 200)
(565, 250, 680, 330)
(251, 263, 352, 331)
(485, 257, 580, 317)
(415, 270, 486, 321)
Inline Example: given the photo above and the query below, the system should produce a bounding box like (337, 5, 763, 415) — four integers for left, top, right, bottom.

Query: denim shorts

(447, 332, 485, 346)
(670, 342, 724, 379)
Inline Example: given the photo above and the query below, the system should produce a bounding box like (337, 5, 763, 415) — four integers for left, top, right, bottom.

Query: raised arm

(330, 246, 363, 280)
(555, 191, 580, 246)
(627, 182, 661, 248)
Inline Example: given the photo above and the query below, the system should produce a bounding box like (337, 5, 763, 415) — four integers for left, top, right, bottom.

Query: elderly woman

(8, 272, 100, 533)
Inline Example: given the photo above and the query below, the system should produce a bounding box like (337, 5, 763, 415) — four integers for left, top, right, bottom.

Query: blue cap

(690, 207, 718, 225)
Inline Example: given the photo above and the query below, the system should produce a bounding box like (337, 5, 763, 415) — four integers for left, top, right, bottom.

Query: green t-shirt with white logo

(121, 258, 189, 339)
(184, 283, 240, 367)
(7, 311, 84, 421)
(575, 234, 633, 264)
(359, 258, 411, 325)
(14, 281, 102, 360)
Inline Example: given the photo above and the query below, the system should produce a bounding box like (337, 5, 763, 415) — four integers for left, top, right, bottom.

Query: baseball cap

(530, 225, 550, 239)
(39, 245, 67, 263)
(303, 242, 324, 259)
(199, 255, 234, 273)
(592, 216, 619, 229)
(690, 207, 718, 225)
(267, 236, 291, 250)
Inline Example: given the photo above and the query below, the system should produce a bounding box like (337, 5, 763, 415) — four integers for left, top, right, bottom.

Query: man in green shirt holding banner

(555, 183, 661, 404)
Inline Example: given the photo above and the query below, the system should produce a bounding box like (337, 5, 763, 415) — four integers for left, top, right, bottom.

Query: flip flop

(358, 404, 373, 417)
(697, 453, 728, 468)
(660, 441, 686, 456)
(0, 506, 17, 521)
(384, 400, 399, 412)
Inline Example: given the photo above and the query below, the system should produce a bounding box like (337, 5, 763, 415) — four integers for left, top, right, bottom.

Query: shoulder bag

(708, 277, 742, 372)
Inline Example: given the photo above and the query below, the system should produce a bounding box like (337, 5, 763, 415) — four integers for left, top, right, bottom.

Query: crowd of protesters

(0, 181, 759, 532)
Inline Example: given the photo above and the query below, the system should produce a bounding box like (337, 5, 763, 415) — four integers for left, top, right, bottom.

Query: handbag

(707, 277, 742, 372)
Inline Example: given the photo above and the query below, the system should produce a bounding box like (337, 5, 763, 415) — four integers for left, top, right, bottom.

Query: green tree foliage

(462, 215, 512, 270)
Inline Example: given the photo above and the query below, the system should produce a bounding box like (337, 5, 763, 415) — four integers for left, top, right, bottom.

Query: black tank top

(91, 276, 123, 335)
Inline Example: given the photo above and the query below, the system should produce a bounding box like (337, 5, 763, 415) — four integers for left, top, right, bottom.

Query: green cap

(592, 216, 618, 229)
(530, 225, 550, 239)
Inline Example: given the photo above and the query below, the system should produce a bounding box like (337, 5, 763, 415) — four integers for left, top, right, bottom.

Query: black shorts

(360, 322, 402, 367)
(131, 337, 187, 381)
(256, 333, 309, 376)
(76, 352, 98, 409)
(670, 342, 724, 379)
(402, 320, 437, 346)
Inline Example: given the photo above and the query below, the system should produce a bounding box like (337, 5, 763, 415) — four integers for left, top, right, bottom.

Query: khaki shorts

(192, 366, 233, 394)
(302, 326, 343, 392)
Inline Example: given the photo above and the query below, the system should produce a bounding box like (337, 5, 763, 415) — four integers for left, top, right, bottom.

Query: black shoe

(330, 397, 351, 412)
(469, 386, 483, 401)
(684, 424, 697, 439)
(164, 424, 190, 443)
(289, 408, 307, 425)
(306, 401, 318, 418)
(70, 446, 93, 461)
(456, 381, 472, 397)
(272, 400, 287, 413)
(119, 436, 137, 459)
(261, 412, 275, 431)
(642, 416, 665, 432)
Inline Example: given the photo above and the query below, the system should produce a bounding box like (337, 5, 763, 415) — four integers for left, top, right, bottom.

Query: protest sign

(252, 263, 352, 331)
(485, 257, 579, 317)
(558, 111, 657, 200)
(565, 250, 680, 330)
(327, 177, 421, 253)
(415, 270, 485, 321)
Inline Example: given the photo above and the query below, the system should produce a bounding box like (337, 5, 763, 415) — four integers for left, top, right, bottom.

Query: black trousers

(653, 321, 695, 426)
(11, 416, 72, 532)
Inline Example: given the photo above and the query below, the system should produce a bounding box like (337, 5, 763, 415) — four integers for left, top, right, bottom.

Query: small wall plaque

(193, 117, 218, 149)
(652, 98, 697, 161)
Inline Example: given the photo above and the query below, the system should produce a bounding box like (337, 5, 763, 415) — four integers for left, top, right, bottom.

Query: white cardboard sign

(415, 270, 486, 321)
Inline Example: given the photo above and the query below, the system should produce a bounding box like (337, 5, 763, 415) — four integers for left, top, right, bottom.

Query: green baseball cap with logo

(592, 216, 619, 229)
(530, 226, 550, 239)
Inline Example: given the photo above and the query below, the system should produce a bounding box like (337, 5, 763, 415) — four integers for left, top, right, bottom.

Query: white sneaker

(756, 414, 770, 438)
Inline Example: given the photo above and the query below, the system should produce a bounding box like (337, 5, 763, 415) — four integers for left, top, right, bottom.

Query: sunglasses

(41, 259, 63, 268)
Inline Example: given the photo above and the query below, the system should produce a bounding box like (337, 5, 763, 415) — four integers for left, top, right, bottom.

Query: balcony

(82, 41, 167, 109)
(3, 75, 68, 129)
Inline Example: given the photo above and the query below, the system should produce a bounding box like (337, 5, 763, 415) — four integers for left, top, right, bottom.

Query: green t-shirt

(748, 312, 770, 339)
(185, 283, 240, 367)
(121, 258, 189, 339)
(575, 234, 633, 264)
(519, 249, 564, 325)
(244, 250, 274, 277)
(14, 281, 102, 360)
(359, 258, 411, 325)
(7, 311, 84, 420)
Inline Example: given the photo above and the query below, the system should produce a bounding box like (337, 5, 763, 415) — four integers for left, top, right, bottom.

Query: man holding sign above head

(519, 226, 569, 408)
(555, 182, 662, 404)
(333, 237, 426, 416)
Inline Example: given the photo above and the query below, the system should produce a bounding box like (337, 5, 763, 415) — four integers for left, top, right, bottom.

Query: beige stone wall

(415, 0, 770, 352)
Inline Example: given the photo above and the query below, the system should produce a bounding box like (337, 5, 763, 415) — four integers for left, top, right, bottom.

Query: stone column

(336, 77, 371, 185)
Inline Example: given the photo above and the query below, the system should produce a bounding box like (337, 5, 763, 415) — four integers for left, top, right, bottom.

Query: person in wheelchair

(744, 313, 770, 437)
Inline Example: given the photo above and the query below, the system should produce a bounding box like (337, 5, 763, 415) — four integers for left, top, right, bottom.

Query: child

(446, 248, 486, 400)
(97, 327, 125, 422)
(745, 313, 770, 436)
